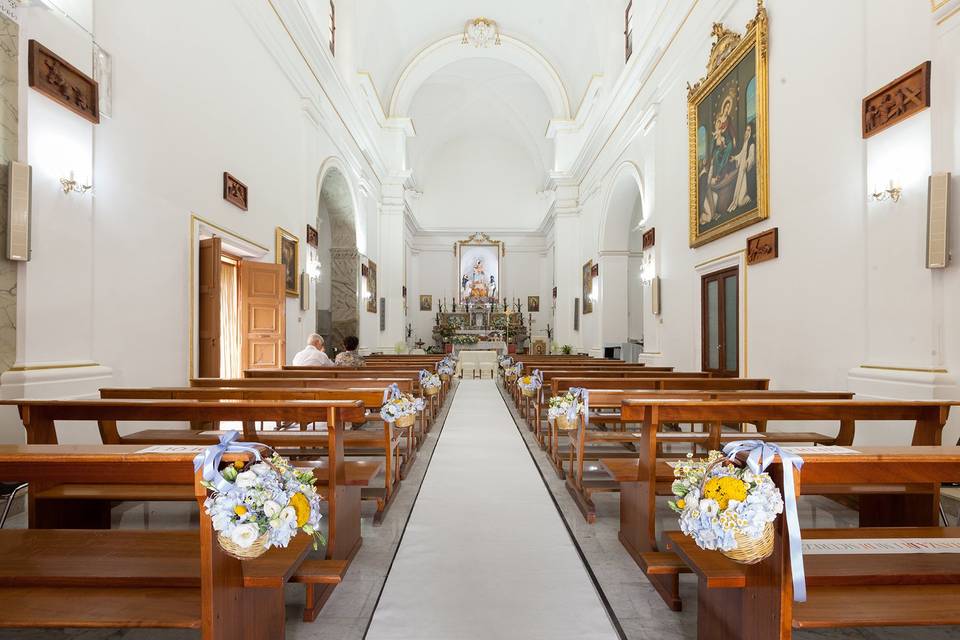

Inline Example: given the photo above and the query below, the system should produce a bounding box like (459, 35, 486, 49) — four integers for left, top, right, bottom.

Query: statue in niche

(488, 275, 497, 300)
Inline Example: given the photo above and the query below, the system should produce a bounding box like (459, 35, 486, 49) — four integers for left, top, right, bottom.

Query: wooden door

(198, 237, 221, 378)
(239, 260, 286, 370)
(701, 267, 739, 376)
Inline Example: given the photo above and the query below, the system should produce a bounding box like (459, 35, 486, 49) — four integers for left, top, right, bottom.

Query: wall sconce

(60, 171, 92, 195)
(870, 180, 902, 203)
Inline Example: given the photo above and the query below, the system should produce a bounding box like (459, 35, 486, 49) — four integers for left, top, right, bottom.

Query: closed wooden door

(701, 267, 738, 376)
(239, 260, 286, 370)
(198, 237, 221, 378)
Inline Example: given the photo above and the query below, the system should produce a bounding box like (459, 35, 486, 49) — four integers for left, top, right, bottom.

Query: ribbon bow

(382, 382, 402, 404)
(722, 440, 806, 602)
(567, 387, 589, 425)
(531, 369, 543, 387)
(193, 431, 264, 494)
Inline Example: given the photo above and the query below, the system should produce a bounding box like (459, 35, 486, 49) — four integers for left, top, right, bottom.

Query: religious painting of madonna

(688, 5, 769, 247)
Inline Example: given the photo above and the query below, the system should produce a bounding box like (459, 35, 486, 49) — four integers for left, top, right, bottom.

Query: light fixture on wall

(306, 254, 322, 279)
(60, 171, 92, 195)
(869, 180, 902, 203)
(461, 17, 501, 48)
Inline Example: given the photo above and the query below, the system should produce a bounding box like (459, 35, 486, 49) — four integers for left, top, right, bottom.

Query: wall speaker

(379, 297, 386, 331)
(6, 161, 31, 261)
(299, 272, 310, 310)
(926, 172, 951, 268)
(651, 276, 661, 315)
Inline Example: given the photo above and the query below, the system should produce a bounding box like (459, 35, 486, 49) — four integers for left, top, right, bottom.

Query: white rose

(212, 512, 235, 532)
(263, 500, 281, 518)
(234, 471, 259, 489)
(279, 506, 297, 526)
(230, 523, 260, 549)
(699, 499, 719, 516)
(250, 463, 272, 477)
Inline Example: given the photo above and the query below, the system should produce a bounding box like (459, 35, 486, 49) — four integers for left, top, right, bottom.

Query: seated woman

(334, 335, 365, 367)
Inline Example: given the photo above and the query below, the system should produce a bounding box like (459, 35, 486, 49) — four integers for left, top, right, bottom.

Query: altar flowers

(668, 441, 804, 598)
(379, 383, 424, 428)
(517, 369, 543, 398)
(419, 369, 442, 396)
(196, 433, 324, 559)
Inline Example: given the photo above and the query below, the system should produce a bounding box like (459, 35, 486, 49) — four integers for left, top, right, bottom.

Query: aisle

(365, 380, 619, 640)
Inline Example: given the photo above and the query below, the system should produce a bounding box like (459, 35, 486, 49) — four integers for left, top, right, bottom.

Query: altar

(452, 340, 508, 356)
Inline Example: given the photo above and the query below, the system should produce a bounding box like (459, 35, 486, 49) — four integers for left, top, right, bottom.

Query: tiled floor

(4, 381, 960, 639)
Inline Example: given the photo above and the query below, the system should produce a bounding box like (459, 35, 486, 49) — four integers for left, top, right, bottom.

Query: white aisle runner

(366, 380, 619, 640)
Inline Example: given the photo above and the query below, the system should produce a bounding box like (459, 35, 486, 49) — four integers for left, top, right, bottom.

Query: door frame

(693, 251, 747, 376)
(189, 215, 269, 378)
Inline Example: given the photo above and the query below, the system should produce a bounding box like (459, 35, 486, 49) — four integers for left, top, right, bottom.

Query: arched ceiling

(406, 57, 554, 182)
(353, 0, 615, 116)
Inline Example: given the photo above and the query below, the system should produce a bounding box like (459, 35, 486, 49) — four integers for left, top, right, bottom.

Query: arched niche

(316, 159, 359, 356)
(597, 162, 645, 352)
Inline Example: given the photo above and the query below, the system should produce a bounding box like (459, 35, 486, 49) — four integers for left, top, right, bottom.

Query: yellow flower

(234, 505, 247, 516)
(521, 376, 531, 384)
(290, 492, 311, 528)
(703, 476, 748, 510)
(234, 460, 245, 469)
(676, 499, 685, 509)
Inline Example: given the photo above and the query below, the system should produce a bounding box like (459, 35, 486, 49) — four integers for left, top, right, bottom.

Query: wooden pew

(670, 447, 960, 639)
(99, 387, 404, 524)
(0, 445, 344, 632)
(601, 399, 953, 611)
(564, 391, 853, 523)
(3, 399, 375, 569)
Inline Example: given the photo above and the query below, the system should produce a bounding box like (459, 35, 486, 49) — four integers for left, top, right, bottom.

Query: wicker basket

(554, 414, 578, 431)
(440, 373, 451, 382)
(697, 458, 775, 564)
(217, 532, 269, 559)
(505, 373, 517, 383)
(395, 414, 416, 428)
(721, 522, 775, 564)
(424, 386, 440, 396)
(521, 387, 537, 398)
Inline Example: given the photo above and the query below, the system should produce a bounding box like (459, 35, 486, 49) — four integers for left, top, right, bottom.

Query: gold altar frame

(454, 233, 505, 302)
(688, 3, 769, 248)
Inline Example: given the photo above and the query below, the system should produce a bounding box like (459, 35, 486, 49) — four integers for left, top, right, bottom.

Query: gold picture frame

(275, 227, 300, 297)
(688, 4, 769, 247)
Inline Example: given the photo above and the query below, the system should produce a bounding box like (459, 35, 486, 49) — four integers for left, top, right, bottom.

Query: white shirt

(292, 344, 333, 367)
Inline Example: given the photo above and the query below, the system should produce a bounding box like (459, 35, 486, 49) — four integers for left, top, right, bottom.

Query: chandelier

(461, 17, 501, 48)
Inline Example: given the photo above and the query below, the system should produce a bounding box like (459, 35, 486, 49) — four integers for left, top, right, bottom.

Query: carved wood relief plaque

(862, 61, 931, 139)
(223, 172, 248, 210)
(642, 228, 655, 250)
(27, 40, 99, 124)
(746, 227, 778, 265)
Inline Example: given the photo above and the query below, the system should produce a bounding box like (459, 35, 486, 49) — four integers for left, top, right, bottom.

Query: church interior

(0, 1, 959, 638)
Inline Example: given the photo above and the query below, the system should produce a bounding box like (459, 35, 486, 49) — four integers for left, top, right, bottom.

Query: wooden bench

(601, 399, 953, 611)
(0, 446, 343, 632)
(2, 400, 376, 570)
(671, 447, 960, 638)
(564, 391, 852, 523)
(100, 387, 406, 523)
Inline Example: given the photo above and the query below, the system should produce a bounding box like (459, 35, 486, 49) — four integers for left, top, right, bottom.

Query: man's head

(343, 335, 359, 351)
(308, 333, 324, 349)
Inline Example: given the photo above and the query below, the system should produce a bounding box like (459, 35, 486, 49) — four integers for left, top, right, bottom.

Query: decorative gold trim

(7, 362, 101, 372)
(688, 3, 769, 248)
(937, 4, 960, 23)
(931, 0, 950, 11)
(858, 365, 949, 374)
(275, 226, 300, 297)
(452, 232, 506, 256)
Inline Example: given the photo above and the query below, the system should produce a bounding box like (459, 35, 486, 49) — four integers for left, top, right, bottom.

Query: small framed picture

(419, 295, 432, 311)
(306, 224, 318, 248)
(527, 296, 540, 312)
(275, 227, 299, 297)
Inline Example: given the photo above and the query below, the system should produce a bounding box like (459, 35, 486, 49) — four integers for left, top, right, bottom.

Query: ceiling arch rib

(389, 34, 571, 120)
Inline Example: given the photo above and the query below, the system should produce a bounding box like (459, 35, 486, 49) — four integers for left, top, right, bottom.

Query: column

(551, 183, 581, 350)
(376, 181, 407, 352)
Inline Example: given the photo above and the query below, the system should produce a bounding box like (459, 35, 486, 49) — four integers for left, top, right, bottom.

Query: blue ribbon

(567, 387, 589, 425)
(532, 369, 543, 387)
(192, 431, 265, 494)
(382, 382, 402, 404)
(722, 440, 807, 602)
(419, 369, 429, 384)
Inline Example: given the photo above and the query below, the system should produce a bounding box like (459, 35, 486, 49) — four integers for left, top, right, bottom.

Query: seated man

(334, 335, 365, 367)
(292, 333, 333, 366)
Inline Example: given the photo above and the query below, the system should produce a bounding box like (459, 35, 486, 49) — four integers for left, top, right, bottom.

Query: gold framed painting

(688, 4, 769, 247)
(275, 227, 299, 297)
(581, 260, 594, 315)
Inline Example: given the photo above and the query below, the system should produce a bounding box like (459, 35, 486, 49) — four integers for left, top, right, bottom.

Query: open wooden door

(198, 237, 222, 378)
(239, 260, 286, 370)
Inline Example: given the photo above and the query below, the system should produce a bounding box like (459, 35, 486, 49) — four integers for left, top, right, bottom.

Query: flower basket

(670, 451, 783, 565)
(521, 387, 537, 398)
(504, 373, 517, 383)
(396, 413, 416, 428)
(217, 532, 270, 559)
(424, 385, 440, 396)
(440, 373, 451, 382)
(554, 414, 577, 431)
